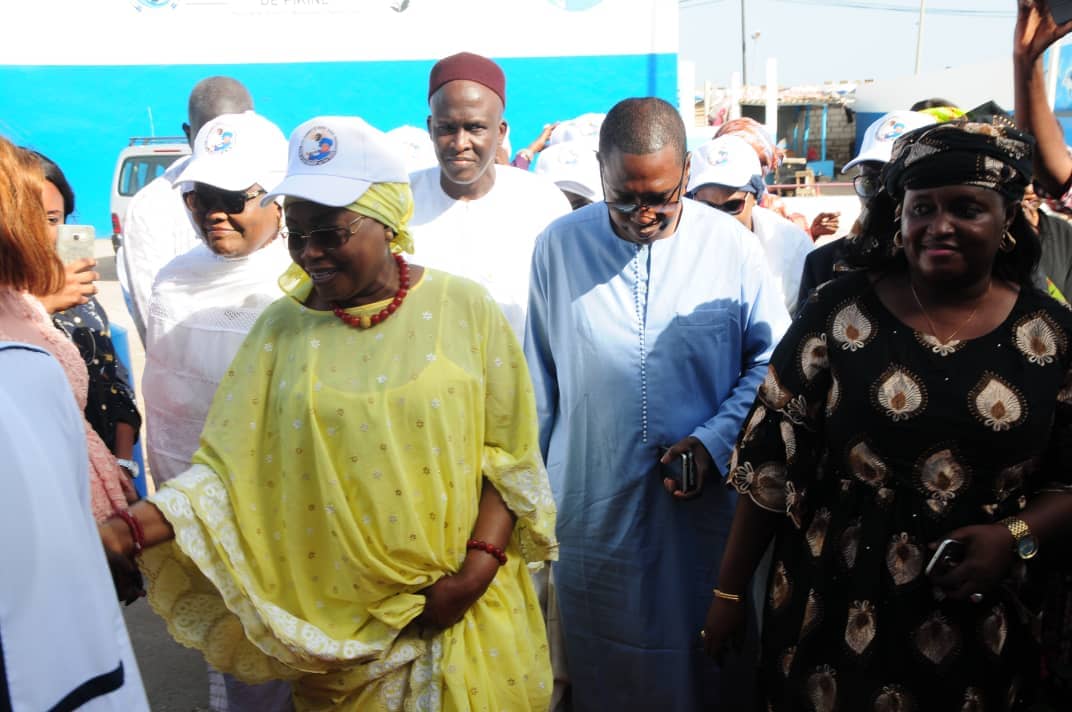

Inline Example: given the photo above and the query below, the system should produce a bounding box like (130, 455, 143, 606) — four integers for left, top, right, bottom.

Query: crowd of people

(8, 1, 1072, 710)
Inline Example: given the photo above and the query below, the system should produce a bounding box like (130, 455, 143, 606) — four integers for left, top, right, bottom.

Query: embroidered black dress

(728, 271, 1072, 711)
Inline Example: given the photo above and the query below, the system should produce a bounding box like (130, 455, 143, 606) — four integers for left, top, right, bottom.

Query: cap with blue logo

(534, 139, 603, 202)
(263, 116, 410, 208)
(843, 110, 937, 172)
(686, 135, 762, 194)
(174, 111, 288, 193)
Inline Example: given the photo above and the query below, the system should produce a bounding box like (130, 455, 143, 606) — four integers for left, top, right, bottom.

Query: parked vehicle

(109, 136, 189, 250)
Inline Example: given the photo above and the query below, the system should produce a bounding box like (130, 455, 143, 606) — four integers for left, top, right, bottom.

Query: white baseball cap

(534, 139, 603, 202)
(686, 135, 761, 193)
(385, 125, 437, 173)
(174, 111, 288, 192)
(842, 110, 937, 172)
(263, 116, 409, 207)
(549, 113, 606, 146)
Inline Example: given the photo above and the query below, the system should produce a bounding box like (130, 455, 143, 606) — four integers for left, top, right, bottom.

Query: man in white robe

(409, 52, 569, 338)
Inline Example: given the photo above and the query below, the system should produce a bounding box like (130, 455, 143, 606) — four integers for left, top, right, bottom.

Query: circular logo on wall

(132, 0, 178, 9)
(299, 127, 338, 166)
(546, 0, 603, 11)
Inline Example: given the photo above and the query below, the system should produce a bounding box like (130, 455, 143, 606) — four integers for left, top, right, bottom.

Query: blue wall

(0, 53, 677, 234)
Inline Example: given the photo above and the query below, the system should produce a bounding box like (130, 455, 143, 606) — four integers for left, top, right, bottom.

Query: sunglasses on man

(182, 185, 267, 215)
(602, 161, 688, 223)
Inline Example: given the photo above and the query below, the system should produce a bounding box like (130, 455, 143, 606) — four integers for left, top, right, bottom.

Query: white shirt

(116, 156, 201, 343)
(142, 239, 291, 485)
(409, 164, 571, 337)
(750, 205, 815, 316)
(0, 343, 149, 712)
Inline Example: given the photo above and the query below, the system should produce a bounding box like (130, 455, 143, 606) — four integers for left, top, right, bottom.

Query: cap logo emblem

(206, 127, 235, 154)
(300, 127, 338, 166)
(877, 119, 908, 142)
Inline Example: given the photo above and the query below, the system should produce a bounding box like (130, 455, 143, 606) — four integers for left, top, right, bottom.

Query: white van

(109, 137, 189, 249)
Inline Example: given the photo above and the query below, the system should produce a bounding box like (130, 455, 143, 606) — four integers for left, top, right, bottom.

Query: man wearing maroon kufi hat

(409, 51, 571, 339)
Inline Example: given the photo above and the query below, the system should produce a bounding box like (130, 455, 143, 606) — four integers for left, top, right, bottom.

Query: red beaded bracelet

(116, 509, 145, 555)
(466, 538, 507, 566)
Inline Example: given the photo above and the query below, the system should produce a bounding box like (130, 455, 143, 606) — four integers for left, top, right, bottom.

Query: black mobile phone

(1051, 0, 1072, 26)
(660, 447, 697, 493)
(925, 538, 966, 577)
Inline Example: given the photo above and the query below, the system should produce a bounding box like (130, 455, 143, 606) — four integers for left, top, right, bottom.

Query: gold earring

(1000, 230, 1016, 252)
(893, 230, 903, 248)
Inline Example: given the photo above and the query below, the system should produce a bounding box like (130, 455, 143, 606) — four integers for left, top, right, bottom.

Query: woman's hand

(37, 258, 98, 314)
(701, 595, 746, 664)
(99, 517, 144, 605)
(417, 569, 487, 629)
(1015, 0, 1072, 65)
(661, 436, 715, 500)
(928, 524, 1015, 602)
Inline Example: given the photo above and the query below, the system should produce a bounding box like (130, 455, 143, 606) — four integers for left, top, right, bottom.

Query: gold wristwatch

(1000, 516, 1039, 560)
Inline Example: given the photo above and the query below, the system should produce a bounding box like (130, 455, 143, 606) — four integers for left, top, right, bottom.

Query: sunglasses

(688, 194, 748, 216)
(281, 215, 367, 251)
(603, 161, 688, 223)
(183, 185, 266, 214)
(853, 173, 881, 200)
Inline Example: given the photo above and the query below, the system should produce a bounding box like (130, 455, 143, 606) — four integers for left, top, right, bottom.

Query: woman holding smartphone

(702, 120, 1072, 710)
(0, 139, 135, 520)
(31, 151, 143, 495)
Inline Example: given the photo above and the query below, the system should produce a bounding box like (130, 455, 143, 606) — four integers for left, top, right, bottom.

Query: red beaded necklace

(331, 253, 410, 329)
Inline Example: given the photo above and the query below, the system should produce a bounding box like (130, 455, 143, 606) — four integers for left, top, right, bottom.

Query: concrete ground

(96, 240, 209, 711)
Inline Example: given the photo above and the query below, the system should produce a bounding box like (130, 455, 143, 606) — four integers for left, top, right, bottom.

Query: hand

(37, 258, 98, 314)
(1015, 0, 1072, 65)
(928, 524, 1016, 602)
(417, 569, 485, 629)
(117, 465, 140, 504)
(809, 211, 840, 239)
(660, 436, 715, 500)
(99, 518, 145, 605)
(526, 122, 559, 156)
(701, 594, 746, 664)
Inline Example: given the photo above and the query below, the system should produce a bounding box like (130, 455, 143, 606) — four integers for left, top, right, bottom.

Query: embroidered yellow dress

(140, 266, 557, 711)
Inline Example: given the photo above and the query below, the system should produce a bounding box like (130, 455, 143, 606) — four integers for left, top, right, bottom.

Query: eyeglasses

(183, 185, 267, 214)
(282, 215, 367, 251)
(603, 160, 688, 223)
(689, 195, 748, 216)
(853, 173, 881, 200)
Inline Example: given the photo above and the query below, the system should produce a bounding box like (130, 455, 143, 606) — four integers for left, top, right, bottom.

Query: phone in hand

(55, 224, 96, 264)
(1051, 0, 1072, 26)
(925, 538, 966, 577)
(661, 446, 697, 494)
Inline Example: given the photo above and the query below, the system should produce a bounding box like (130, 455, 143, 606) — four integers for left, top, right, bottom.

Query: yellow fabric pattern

(140, 268, 557, 711)
(343, 182, 415, 255)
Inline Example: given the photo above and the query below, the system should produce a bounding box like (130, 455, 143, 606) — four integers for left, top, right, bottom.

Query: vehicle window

(117, 155, 183, 197)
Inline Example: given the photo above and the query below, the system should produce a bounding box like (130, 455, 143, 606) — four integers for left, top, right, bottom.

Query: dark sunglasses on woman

(182, 185, 266, 214)
(686, 192, 747, 216)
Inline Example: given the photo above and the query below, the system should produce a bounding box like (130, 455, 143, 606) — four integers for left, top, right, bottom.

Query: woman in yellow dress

(100, 115, 557, 711)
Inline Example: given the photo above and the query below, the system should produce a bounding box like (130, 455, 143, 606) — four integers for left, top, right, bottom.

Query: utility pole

(741, 0, 748, 85)
(914, 0, 926, 75)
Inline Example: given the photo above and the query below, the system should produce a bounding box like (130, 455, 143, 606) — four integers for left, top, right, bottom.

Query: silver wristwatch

(116, 457, 140, 479)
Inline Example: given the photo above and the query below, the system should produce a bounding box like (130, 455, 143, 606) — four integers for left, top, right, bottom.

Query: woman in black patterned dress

(702, 120, 1072, 711)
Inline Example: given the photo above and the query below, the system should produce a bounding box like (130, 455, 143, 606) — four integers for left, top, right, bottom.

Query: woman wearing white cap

(140, 110, 295, 712)
(101, 115, 557, 711)
(687, 134, 814, 315)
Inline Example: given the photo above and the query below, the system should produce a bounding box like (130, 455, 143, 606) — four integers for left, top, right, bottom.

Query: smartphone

(661, 447, 697, 494)
(1051, 0, 1072, 26)
(55, 224, 96, 264)
(925, 538, 966, 577)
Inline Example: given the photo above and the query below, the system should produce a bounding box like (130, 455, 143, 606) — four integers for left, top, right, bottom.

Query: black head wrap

(882, 119, 1035, 203)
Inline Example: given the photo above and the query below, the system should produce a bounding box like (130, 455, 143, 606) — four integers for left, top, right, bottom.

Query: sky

(679, 0, 1018, 87)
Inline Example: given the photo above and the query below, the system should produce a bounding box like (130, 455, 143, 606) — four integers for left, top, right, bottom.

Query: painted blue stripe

(0, 54, 677, 235)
